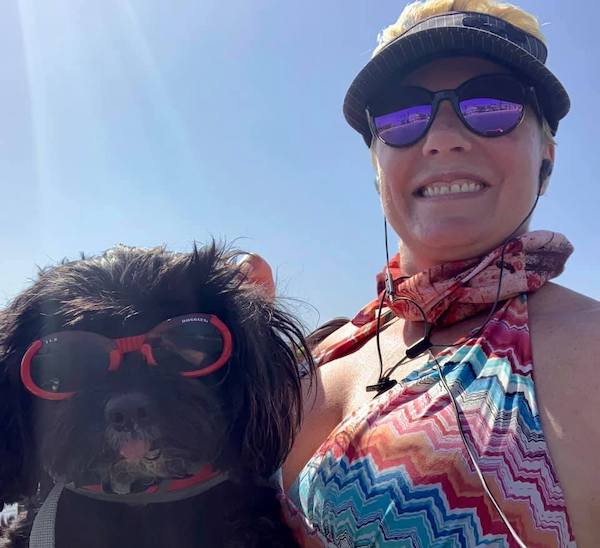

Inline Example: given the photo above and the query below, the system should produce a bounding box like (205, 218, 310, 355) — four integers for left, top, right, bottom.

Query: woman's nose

(420, 100, 472, 157)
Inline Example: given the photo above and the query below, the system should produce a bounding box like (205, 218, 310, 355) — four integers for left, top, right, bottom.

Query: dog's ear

(237, 253, 276, 302)
(228, 296, 314, 478)
(0, 318, 40, 505)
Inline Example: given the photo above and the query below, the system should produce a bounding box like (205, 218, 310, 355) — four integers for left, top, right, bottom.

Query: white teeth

(420, 179, 483, 198)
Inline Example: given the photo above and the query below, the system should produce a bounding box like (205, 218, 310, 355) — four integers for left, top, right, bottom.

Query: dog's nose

(105, 393, 156, 431)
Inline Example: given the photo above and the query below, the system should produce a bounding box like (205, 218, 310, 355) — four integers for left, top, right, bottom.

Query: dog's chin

(53, 444, 206, 495)
(107, 447, 204, 495)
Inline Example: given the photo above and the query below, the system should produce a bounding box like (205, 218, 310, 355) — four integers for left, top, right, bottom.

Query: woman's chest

(336, 331, 428, 415)
(304, 335, 577, 548)
(336, 316, 484, 414)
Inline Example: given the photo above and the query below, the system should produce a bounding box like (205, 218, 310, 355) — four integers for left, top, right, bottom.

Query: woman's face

(373, 57, 554, 270)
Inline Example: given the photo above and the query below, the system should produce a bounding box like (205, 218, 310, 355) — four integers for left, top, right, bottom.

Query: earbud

(538, 159, 553, 192)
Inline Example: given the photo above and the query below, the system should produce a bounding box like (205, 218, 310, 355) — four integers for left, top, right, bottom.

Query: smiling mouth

(416, 179, 487, 198)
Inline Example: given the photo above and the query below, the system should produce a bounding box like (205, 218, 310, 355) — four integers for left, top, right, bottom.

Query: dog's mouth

(118, 438, 154, 461)
(59, 441, 205, 495)
(105, 446, 202, 495)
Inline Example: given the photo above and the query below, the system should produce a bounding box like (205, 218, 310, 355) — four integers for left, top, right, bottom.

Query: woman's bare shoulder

(529, 283, 600, 327)
(527, 285, 600, 542)
(527, 282, 600, 410)
(310, 319, 358, 354)
(528, 282, 600, 360)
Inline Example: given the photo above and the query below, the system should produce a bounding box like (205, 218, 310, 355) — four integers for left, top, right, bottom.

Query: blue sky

(1, 0, 598, 329)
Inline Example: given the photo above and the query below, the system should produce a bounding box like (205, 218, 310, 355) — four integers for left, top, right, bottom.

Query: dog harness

(29, 468, 230, 548)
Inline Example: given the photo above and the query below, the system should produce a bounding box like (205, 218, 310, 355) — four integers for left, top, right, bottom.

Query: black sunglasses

(366, 73, 541, 148)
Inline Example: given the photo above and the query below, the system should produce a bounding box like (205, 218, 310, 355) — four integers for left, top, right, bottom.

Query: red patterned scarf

(314, 231, 573, 366)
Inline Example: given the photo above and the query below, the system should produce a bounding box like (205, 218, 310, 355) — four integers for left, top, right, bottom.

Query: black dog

(0, 243, 312, 547)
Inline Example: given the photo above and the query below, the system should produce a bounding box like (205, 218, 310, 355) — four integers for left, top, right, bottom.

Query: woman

(283, 1, 599, 546)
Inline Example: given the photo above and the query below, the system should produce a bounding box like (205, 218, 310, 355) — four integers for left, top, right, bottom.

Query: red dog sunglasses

(21, 314, 233, 401)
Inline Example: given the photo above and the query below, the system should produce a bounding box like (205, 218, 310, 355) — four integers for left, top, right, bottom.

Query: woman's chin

(405, 221, 496, 261)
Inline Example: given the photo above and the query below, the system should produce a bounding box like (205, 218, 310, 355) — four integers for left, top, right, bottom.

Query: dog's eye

(149, 345, 204, 373)
(31, 343, 106, 394)
(49, 378, 61, 392)
(149, 328, 225, 373)
(40, 377, 62, 392)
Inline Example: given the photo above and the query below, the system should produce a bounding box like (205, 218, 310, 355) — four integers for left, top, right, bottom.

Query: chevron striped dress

(288, 294, 576, 547)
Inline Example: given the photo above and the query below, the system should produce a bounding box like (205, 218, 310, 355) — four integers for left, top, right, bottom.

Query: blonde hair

(374, 0, 545, 56)
(370, 0, 555, 147)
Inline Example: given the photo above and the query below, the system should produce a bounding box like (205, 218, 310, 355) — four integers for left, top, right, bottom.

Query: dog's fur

(0, 243, 313, 547)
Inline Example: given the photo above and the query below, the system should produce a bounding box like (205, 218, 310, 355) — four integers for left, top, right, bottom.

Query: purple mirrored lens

(460, 98, 523, 136)
(374, 105, 432, 146)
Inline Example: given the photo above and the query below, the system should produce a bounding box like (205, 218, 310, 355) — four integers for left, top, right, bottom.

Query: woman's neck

(397, 227, 533, 276)
(397, 246, 447, 276)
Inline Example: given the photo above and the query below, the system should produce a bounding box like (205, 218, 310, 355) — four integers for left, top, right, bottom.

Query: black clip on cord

(366, 216, 434, 396)
(366, 282, 433, 395)
(365, 236, 518, 397)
